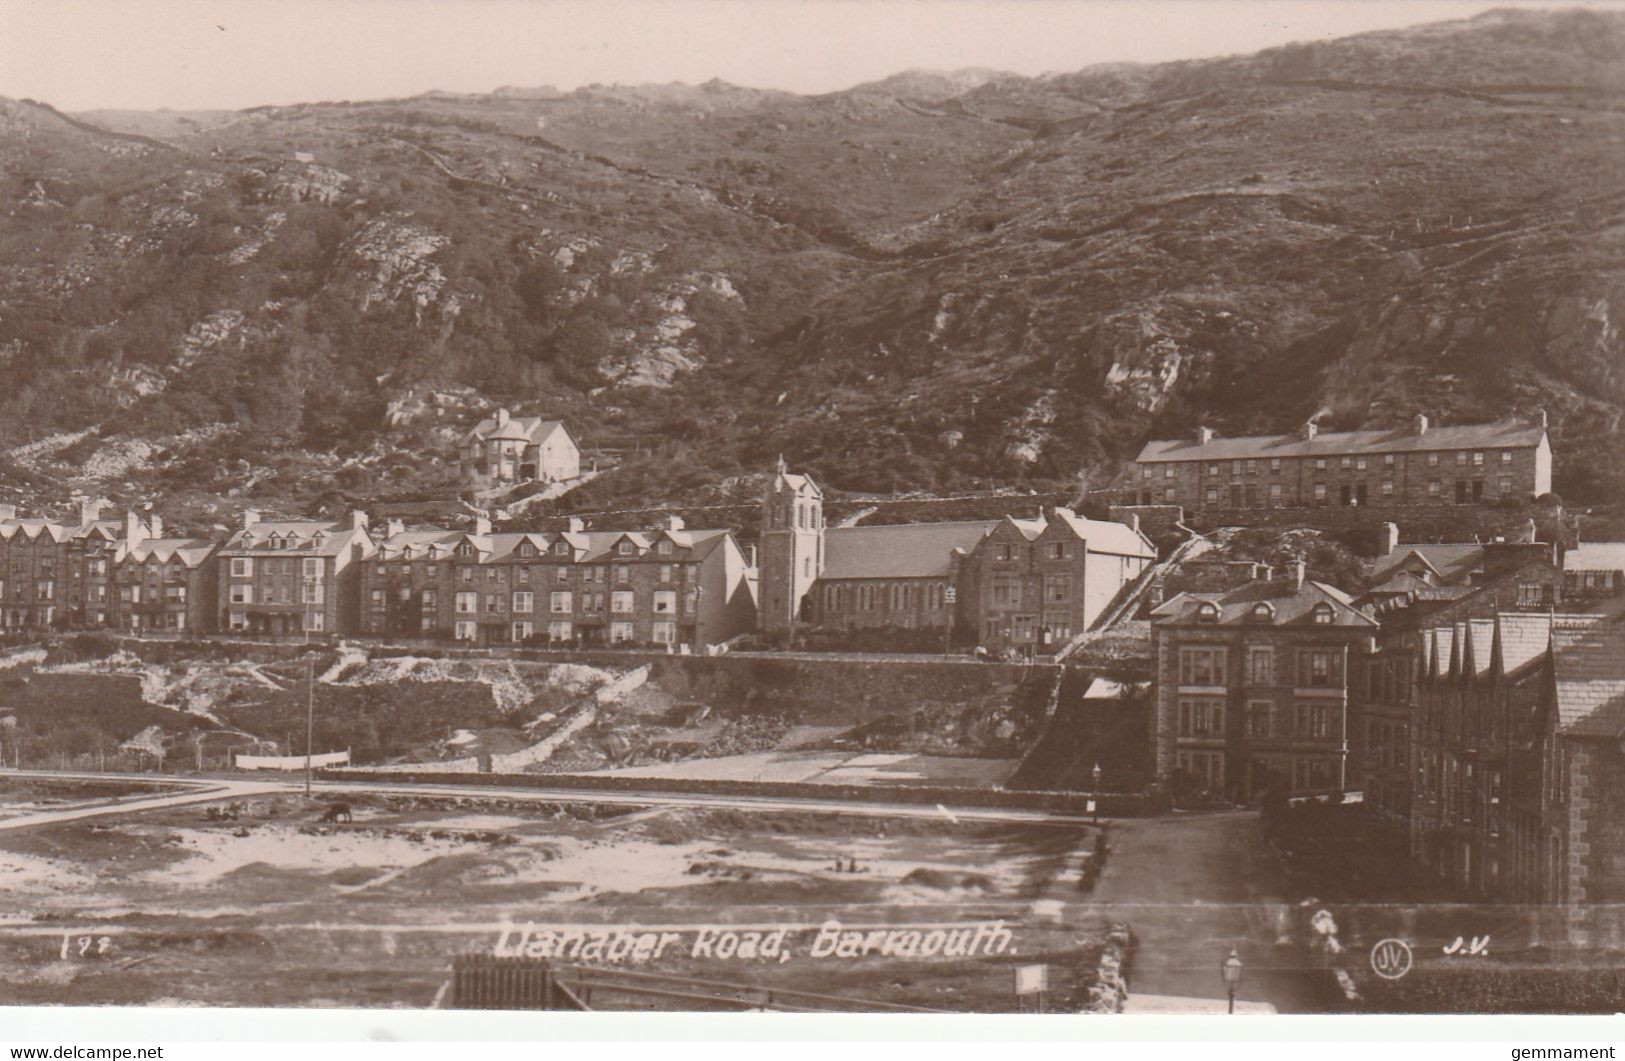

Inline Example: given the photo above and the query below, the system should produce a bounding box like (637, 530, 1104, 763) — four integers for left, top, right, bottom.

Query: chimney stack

(496, 407, 510, 427)
(125, 510, 148, 549)
(148, 514, 162, 540)
(1197, 426, 1215, 445)
(0, 503, 15, 521)
(1380, 521, 1400, 557)
(664, 514, 686, 531)
(568, 516, 585, 533)
(1125, 513, 1141, 535)
(386, 518, 405, 540)
(1414, 413, 1429, 435)
(1524, 517, 1538, 544)
(474, 514, 492, 536)
(1535, 407, 1548, 430)
(242, 509, 261, 531)
(79, 496, 103, 526)
(1302, 420, 1318, 441)
(350, 510, 369, 531)
(1289, 557, 1306, 589)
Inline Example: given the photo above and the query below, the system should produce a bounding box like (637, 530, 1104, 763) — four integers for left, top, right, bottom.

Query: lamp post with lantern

(1091, 762, 1103, 823)
(1221, 949, 1243, 1014)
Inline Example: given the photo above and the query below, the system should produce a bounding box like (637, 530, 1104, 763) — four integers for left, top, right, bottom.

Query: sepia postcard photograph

(1, 0, 1623, 1049)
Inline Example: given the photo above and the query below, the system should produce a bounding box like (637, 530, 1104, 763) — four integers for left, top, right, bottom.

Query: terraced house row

(359, 514, 757, 651)
(0, 500, 217, 633)
(1128, 412, 1551, 510)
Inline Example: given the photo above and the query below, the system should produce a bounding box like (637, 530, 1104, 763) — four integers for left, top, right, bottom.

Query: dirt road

(1, 768, 1094, 827)
(1088, 809, 1327, 1014)
(0, 771, 287, 832)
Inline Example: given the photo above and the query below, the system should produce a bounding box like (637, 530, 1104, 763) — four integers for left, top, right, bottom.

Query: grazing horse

(318, 802, 353, 823)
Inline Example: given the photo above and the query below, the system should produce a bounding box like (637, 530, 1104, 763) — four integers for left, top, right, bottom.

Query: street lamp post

(1221, 949, 1243, 1014)
(1092, 762, 1103, 824)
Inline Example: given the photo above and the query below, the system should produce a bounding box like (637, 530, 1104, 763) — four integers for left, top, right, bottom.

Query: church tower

(759, 457, 824, 638)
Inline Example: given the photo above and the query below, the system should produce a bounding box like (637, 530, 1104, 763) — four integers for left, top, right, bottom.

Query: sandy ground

(0, 790, 1102, 1009)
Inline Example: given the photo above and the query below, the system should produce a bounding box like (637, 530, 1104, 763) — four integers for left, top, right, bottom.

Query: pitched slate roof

(1495, 612, 1557, 677)
(220, 520, 370, 557)
(1369, 544, 1485, 586)
(1051, 508, 1158, 558)
(822, 521, 995, 580)
(468, 414, 570, 446)
(1151, 578, 1375, 627)
(122, 538, 219, 568)
(1564, 542, 1625, 573)
(1463, 618, 1496, 678)
(1426, 625, 1455, 678)
(377, 525, 733, 565)
(1552, 625, 1625, 738)
(0, 518, 73, 543)
(1134, 418, 1544, 464)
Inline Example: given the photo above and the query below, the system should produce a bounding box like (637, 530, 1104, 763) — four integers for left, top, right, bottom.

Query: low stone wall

(321, 768, 1162, 815)
(1184, 501, 1568, 552)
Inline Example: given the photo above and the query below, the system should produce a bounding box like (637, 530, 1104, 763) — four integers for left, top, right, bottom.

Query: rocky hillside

(1, 8, 1621, 527)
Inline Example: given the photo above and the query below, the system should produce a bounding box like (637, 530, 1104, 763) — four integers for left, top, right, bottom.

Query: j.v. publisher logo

(1370, 937, 1413, 980)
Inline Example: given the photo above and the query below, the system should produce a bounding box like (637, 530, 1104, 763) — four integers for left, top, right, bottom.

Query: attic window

(1196, 601, 1220, 623)
(456, 542, 474, 558)
(1250, 602, 1275, 621)
(517, 541, 535, 557)
(553, 541, 569, 556)
(401, 546, 413, 560)
(1311, 602, 1335, 625)
(617, 542, 634, 556)
(658, 540, 673, 555)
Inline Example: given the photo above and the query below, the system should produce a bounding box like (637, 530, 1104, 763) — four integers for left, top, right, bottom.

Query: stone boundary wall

(1185, 501, 1567, 552)
(321, 768, 1161, 815)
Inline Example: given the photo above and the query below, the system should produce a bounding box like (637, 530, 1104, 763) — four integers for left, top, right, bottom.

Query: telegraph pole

(305, 654, 315, 798)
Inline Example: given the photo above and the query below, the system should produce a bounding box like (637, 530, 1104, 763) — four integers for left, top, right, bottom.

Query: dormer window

(658, 540, 673, 556)
(617, 541, 634, 556)
(1196, 601, 1220, 623)
(518, 541, 535, 558)
(553, 541, 570, 556)
(1311, 602, 1335, 625)
(426, 545, 440, 560)
(1250, 602, 1275, 622)
(456, 542, 474, 558)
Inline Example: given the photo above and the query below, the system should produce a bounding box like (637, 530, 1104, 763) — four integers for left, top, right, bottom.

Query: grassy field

(0, 792, 1105, 1010)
